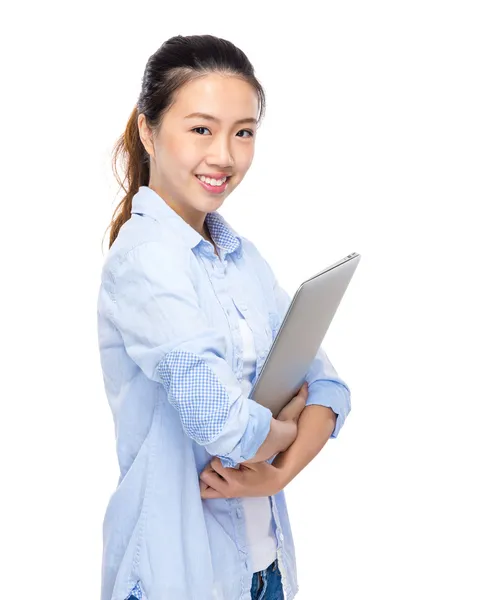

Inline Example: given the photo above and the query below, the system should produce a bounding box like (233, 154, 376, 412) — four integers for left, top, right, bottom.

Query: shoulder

(101, 218, 192, 291)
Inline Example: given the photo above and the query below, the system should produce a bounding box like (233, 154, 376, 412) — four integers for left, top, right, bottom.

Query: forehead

(169, 73, 259, 120)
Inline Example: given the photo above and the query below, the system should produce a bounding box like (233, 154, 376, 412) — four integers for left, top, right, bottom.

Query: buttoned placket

(200, 241, 291, 596)
(224, 272, 251, 578)
(269, 496, 290, 599)
(201, 243, 252, 581)
(231, 295, 292, 598)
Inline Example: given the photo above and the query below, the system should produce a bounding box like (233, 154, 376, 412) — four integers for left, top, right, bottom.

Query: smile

(195, 175, 231, 194)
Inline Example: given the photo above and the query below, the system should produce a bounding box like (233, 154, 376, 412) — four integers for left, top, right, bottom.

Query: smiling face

(138, 72, 260, 234)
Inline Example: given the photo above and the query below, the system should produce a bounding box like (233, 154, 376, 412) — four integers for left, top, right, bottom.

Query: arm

(272, 405, 337, 486)
(199, 403, 334, 498)
(102, 240, 283, 468)
(242, 417, 297, 464)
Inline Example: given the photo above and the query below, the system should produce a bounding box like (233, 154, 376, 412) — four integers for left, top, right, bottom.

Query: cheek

(177, 147, 201, 175)
(236, 146, 255, 174)
(160, 136, 196, 169)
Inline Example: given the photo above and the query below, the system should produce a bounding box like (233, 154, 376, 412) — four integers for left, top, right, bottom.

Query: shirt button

(279, 532, 284, 541)
(236, 507, 242, 518)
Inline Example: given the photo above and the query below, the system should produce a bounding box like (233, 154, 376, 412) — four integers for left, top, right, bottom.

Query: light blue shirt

(97, 185, 351, 600)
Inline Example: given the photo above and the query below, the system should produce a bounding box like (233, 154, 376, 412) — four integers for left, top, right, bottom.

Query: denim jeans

(126, 559, 284, 600)
(250, 559, 284, 600)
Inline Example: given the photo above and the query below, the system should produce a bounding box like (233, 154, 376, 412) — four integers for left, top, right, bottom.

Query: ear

(137, 113, 155, 158)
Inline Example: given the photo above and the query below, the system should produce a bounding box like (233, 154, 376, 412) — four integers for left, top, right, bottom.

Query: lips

(194, 174, 231, 194)
(195, 175, 232, 185)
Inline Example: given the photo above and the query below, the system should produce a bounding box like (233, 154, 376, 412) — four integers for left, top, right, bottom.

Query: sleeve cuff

(306, 379, 351, 438)
(215, 400, 272, 468)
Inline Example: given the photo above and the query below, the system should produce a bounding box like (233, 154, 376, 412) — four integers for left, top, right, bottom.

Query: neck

(148, 183, 208, 238)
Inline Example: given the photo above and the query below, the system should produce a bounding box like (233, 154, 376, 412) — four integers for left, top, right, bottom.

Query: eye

(192, 127, 211, 135)
(237, 129, 254, 138)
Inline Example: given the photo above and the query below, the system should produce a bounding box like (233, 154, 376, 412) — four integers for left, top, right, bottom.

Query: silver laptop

(249, 252, 361, 417)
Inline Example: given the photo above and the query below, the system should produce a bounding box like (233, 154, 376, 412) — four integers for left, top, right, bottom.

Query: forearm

(272, 405, 337, 486)
(242, 418, 296, 464)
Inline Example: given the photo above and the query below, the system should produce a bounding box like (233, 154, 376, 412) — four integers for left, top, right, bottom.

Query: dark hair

(104, 34, 266, 249)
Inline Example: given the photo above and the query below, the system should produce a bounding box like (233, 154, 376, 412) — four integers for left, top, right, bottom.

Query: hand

(276, 382, 308, 423)
(199, 457, 286, 499)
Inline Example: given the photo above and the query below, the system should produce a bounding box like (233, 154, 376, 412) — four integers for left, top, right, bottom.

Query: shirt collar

(131, 185, 243, 259)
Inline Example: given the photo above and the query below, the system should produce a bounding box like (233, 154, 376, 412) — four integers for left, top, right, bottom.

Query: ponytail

(104, 106, 150, 249)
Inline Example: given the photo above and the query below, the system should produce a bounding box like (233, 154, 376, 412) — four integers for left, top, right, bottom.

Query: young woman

(97, 34, 351, 600)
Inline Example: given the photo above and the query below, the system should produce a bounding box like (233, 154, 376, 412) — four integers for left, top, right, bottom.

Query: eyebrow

(184, 112, 257, 125)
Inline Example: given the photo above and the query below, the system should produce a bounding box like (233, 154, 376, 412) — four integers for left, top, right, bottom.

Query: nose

(207, 135, 235, 169)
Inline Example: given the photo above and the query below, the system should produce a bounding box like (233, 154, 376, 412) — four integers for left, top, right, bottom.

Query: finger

(208, 460, 246, 498)
(238, 462, 257, 473)
(200, 469, 228, 493)
(210, 458, 236, 481)
(201, 461, 225, 483)
(201, 486, 225, 499)
(291, 388, 307, 407)
(287, 394, 305, 413)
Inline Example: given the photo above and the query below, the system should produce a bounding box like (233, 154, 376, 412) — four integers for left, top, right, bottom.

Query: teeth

(197, 175, 227, 186)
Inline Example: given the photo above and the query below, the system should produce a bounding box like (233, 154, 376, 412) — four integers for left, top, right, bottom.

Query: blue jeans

(251, 559, 284, 600)
(126, 559, 284, 600)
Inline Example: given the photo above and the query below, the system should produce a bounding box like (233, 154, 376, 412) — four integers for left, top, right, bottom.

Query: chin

(205, 196, 226, 211)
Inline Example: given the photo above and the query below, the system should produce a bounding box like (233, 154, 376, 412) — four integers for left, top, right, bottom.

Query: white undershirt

(236, 306, 277, 573)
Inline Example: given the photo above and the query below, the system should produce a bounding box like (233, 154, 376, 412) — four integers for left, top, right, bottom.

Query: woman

(97, 34, 351, 600)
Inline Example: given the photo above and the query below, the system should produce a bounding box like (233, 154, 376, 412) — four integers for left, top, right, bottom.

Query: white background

(1, 1, 486, 598)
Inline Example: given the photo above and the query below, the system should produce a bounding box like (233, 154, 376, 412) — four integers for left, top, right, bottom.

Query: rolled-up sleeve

(103, 241, 272, 467)
(258, 250, 351, 438)
(302, 346, 351, 438)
